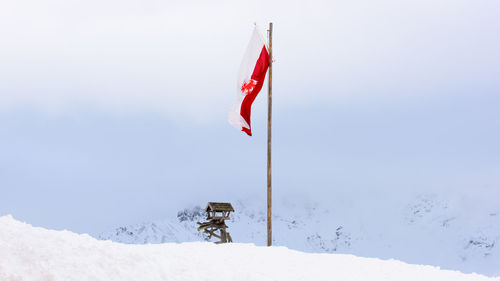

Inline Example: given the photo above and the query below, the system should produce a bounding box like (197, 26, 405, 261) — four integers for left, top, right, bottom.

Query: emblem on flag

(241, 79, 257, 95)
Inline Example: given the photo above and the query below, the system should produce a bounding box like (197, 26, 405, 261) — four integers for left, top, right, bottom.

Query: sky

(0, 0, 499, 235)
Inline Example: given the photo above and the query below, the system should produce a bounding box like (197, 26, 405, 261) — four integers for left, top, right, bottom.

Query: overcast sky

(1, 0, 499, 234)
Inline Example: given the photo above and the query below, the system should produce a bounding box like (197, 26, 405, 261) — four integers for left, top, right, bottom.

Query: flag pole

(267, 22, 273, 247)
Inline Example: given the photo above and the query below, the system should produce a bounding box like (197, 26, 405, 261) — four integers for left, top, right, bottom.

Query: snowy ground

(1, 215, 499, 281)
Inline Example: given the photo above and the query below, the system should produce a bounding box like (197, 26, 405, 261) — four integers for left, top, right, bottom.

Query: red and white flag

(228, 26, 269, 136)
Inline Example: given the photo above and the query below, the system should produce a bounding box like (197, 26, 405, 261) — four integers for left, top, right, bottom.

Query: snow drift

(1, 215, 498, 281)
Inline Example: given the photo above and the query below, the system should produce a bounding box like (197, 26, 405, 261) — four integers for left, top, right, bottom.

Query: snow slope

(98, 193, 500, 276)
(1, 215, 498, 281)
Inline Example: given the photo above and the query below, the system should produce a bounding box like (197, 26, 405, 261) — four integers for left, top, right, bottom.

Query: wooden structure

(197, 202, 234, 244)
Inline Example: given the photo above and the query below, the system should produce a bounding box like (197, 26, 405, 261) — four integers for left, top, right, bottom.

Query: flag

(228, 26, 269, 136)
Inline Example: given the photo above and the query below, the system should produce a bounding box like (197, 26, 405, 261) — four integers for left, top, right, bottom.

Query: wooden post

(267, 22, 273, 247)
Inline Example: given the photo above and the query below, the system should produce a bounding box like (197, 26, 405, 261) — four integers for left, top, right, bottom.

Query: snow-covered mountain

(98, 193, 500, 276)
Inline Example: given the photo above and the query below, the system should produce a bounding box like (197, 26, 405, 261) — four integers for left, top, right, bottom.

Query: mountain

(98, 192, 500, 277)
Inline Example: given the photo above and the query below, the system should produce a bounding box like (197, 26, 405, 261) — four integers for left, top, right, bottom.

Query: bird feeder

(197, 202, 234, 243)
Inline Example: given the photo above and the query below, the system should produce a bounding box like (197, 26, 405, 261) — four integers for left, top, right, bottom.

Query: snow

(1, 215, 499, 281)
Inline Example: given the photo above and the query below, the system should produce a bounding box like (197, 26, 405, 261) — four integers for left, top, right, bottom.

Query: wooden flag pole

(267, 22, 273, 247)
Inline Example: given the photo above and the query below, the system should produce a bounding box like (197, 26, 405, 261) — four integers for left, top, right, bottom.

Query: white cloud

(0, 0, 499, 119)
